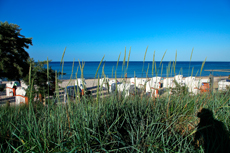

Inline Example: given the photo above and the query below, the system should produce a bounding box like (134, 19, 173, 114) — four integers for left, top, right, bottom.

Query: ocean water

(48, 61, 230, 80)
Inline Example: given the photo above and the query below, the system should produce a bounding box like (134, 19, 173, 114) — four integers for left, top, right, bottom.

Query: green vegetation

(0, 89, 229, 152)
(0, 22, 62, 98)
(0, 84, 5, 91)
(0, 48, 230, 152)
(0, 21, 32, 81)
(23, 59, 64, 100)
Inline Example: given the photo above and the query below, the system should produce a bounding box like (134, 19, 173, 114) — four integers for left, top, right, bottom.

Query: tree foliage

(23, 58, 58, 97)
(0, 21, 32, 80)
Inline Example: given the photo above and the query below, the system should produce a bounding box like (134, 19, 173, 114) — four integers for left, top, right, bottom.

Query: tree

(0, 21, 32, 81)
(24, 59, 55, 97)
(23, 58, 65, 101)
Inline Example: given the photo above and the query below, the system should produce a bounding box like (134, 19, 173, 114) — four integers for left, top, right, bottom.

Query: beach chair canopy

(108, 80, 118, 93)
(6, 81, 20, 88)
(146, 79, 162, 93)
(99, 77, 109, 88)
(163, 78, 174, 88)
(174, 75, 183, 82)
(218, 80, 230, 91)
(75, 78, 86, 90)
(20, 80, 28, 89)
(130, 77, 138, 84)
(185, 77, 196, 86)
(117, 83, 130, 92)
(151, 77, 162, 83)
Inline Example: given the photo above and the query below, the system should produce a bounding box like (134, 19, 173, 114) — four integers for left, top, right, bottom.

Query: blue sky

(1, 0, 230, 61)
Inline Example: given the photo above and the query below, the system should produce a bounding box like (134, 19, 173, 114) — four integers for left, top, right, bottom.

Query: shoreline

(58, 75, 230, 81)
(2, 76, 229, 89)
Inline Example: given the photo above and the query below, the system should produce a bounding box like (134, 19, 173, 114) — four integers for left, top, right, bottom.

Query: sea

(47, 61, 230, 80)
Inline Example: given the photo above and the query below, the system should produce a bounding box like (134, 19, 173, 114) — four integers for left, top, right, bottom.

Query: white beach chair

(146, 78, 162, 97)
(185, 77, 196, 86)
(151, 77, 162, 87)
(15, 87, 27, 105)
(6, 81, 20, 96)
(117, 84, 123, 92)
(146, 81, 152, 93)
(130, 77, 138, 86)
(117, 83, 131, 97)
(151, 77, 162, 83)
(130, 77, 146, 88)
(190, 80, 200, 95)
(218, 80, 230, 91)
(75, 78, 86, 90)
(99, 77, 109, 89)
(174, 75, 184, 86)
(130, 77, 136, 84)
(146, 80, 160, 92)
(138, 78, 147, 88)
(162, 78, 175, 94)
(184, 77, 196, 92)
(20, 80, 28, 89)
(163, 78, 174, 88)
(108, 80, 118, 93)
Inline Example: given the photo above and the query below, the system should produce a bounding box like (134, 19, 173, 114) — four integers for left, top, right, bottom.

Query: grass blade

(122, 47, 126, 71)
(142, 46, 148, 78)
(152, 51, 155, 76)
(126, 47, 131, 70)
(188, 47, 194, 76)
(116, 52, 121, 70)
(200, 57, 207, 76)
(174, 50, 177, 75)
(95, 55, 105, 78)
(160, 49, 167, 67)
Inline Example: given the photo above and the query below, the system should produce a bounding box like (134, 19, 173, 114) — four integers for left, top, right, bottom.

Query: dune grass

(0, 48, 230, 152)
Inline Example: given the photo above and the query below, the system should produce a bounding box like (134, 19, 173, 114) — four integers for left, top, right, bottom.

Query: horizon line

(41, 60, 230, 62)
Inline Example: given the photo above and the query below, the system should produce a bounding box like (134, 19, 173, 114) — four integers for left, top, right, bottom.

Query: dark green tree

(0, 21, 32, 81)
(23, 58, 65, 101)
(24, 59, 56, 98)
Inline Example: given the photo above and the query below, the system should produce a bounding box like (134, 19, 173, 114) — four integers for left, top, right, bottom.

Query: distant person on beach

(194, 108, 230, 152)
(125, 73, 127, 81)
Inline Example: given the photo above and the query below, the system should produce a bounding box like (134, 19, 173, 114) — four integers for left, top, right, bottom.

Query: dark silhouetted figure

(194, 108, 230, 152)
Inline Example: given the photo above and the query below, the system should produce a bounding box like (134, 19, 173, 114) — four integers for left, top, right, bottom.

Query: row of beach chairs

(98, 75, 213, 97)
(3, 76, 230, 104)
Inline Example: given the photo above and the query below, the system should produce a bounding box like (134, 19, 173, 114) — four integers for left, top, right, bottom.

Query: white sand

(58, 78, 127, 88)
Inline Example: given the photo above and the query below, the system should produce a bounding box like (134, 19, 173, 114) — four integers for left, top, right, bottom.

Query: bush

(0, 84, 5, 91)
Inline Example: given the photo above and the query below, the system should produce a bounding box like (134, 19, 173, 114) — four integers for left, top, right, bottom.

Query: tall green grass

(0, 48, 229, 152)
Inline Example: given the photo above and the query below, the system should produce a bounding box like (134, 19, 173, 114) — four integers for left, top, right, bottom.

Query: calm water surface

(47, 61, 230, 79)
